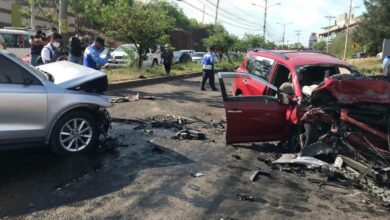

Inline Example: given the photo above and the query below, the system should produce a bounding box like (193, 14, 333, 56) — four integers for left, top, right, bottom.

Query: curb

(107, 72, 202, 91)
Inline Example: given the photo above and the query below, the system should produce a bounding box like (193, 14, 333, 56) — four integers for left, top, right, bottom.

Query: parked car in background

(0, 28, 31, 58)
(106, 44, 161, 68)
(179, 49, 195, 55)
(191, 52, 205, 63)
(351, 52, 367, 59)
(0, 50, 110, 155)
(173, 51, 192, 63)
(377, 52, 383, 59)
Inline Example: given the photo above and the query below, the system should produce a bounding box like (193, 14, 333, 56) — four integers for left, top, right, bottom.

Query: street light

(277, 22, 292, 48)
(252, 1, 281, 40)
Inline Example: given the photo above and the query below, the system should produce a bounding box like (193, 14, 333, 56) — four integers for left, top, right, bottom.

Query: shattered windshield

(296, 64, 362, 87)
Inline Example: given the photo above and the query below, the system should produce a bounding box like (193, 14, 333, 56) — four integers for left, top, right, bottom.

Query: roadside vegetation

(105, 59, 241, 82)
(349, 57, 382, 75)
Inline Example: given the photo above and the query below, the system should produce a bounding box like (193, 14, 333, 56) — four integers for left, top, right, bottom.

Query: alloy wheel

(59, 118, 93, 152)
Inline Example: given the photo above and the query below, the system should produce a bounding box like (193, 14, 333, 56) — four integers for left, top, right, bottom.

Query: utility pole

(277, 22, 291, 48)
(325, 15, 335, 53)
(215, 0, 220, 25)
(263, 0, 268, 39)
(295, 30, 302, 47)
(30, 0, 36, 29)
(343, 0, 353, 60)
(202, 4, 206, 23)
(59, 0, 68, 35)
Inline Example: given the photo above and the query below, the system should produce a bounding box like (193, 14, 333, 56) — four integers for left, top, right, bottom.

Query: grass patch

(105, 60, 240, 82)
(348, 57, 382, 75)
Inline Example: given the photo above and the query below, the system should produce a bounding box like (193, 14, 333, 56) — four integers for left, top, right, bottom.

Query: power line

(198, 0, 262, 28)
(295, 30, 302, 44)
(179, 0, 262, 31)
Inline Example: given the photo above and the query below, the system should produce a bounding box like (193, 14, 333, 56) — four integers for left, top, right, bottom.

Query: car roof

(0, 28, 31, 35)
(248, 50, 350, 67)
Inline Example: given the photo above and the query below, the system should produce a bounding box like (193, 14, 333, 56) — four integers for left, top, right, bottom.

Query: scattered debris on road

(173, 129, 206, 140)
(110, 93, 156, 103)
(191, 172, 205, 178)
(231, 154, 241, 160)
(236, 193, 255, 202)
(250, 170, 271, 182)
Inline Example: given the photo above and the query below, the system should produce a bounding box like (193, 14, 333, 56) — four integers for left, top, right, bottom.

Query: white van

(0, 28, 32, 57)
(106, 43, 161, 68)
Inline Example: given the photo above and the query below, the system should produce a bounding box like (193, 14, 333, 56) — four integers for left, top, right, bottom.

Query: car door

(237, 55, 276, 96)
(0, 54, 48, 143)
(219, 72, 290, 144)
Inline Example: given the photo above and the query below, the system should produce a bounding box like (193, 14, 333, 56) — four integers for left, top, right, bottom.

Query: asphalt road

(0, 76, 389, 219)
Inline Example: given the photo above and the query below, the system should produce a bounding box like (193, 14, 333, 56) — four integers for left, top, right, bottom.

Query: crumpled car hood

(37, 61, 107, 89)
(313, 74, 390, 104)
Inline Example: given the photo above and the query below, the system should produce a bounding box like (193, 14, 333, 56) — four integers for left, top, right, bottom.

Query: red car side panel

(224, 99, 290, 144)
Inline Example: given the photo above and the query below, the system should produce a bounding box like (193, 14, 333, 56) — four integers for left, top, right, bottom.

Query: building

(318, 13, 362, 39)
(308, 33, 317, 49)
(0, 0, 76, 31)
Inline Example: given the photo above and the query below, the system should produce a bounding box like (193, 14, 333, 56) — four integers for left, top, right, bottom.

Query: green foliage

(353, 0, 390, 55)
(232, 34, 276, 52)
(328, 31, 359, 58)
(204, 31, 237, 53)
(313, 40, 327, 52)
(101, 0, 174, 68)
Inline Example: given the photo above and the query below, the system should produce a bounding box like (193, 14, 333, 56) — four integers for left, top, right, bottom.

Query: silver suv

(0, 50, 110, 155)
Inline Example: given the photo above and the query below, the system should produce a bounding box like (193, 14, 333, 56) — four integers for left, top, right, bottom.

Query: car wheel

(50, 110, 99, 155)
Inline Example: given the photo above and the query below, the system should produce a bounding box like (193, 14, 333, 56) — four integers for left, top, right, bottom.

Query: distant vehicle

(351, 52, 367, 59)
(106, 44, 161, 68)
(0, 50, 110, 155)
(179, 49, 195, 55)
(173, 51, 192, 63)
(0, 28, 32, 57)
(377, 52, 383, 59)
(191, 52, 205, 63)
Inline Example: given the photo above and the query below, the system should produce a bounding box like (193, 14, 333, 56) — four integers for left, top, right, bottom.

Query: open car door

(219, 72, 291, 144)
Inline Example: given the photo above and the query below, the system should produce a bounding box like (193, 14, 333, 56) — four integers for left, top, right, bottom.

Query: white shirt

(0, 34, 5, 49)
(41, 44, 56, 63)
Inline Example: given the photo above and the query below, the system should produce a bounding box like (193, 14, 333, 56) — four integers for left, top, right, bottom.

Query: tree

(232, 34, 276, 52)
(204, 30, 237, 62)
(353, 0, 390, 54)
(313, 40, 327, 52)
(101, 0, 174, 68)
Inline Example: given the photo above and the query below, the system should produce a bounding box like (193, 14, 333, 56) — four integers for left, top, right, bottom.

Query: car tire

(288, 123, 318, 153)
(49, 110, 99, 155)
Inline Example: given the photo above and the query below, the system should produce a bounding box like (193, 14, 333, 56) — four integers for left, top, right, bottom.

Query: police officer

(83, 36, 109, 70)
(201, 46, 218, 91)
(162, 44, 174, 75)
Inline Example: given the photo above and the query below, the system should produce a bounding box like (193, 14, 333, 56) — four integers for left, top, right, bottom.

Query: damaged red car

(219, 50, 390, 185)
(220, 50, 357, 148)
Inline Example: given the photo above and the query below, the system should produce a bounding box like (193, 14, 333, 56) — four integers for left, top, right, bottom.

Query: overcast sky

(171, 0, 366, 47)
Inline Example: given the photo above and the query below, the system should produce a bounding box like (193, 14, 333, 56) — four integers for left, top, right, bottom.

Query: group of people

(27, 25, 109, 70)
(161, 45, 218, 91)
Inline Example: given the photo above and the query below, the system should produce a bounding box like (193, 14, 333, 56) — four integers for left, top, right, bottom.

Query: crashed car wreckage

(218, 71, 390, 192)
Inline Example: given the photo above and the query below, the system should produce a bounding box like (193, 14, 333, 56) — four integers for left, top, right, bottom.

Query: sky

(170, 0, 366, 47)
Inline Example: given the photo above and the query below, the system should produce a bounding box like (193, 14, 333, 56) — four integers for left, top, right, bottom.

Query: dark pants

(201, 69, 216, 89)
(164, 62, 172, 74)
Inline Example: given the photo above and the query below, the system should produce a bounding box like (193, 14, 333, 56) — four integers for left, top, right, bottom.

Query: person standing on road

(0, 33, 6, 49)
(201, 47, 218, 91)
(69, 32, 83, 64)
(162, 44, 174, 75)
(83, 36, 109, 70)
(41, 33, 62, 64)
(29, 25, 46, 66)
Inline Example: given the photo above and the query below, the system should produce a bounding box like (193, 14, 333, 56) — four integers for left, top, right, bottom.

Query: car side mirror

(277, 92, 290, 105)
